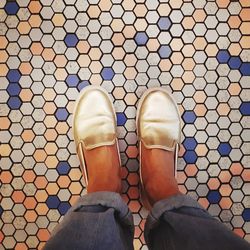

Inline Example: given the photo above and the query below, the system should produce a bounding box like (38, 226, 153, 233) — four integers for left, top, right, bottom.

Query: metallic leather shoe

(136, 87, 181, 209)
(73, 85, 121, 187)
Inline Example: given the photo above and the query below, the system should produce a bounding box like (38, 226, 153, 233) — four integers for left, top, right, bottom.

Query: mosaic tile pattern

(0, 0, 250, 249)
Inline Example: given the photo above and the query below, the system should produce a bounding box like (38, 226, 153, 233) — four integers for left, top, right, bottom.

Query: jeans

(44, 192, 250, 250)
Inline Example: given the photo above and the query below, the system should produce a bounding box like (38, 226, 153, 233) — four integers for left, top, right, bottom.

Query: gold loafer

(73, 85, 121, 187)
(136, 87, 181, 209)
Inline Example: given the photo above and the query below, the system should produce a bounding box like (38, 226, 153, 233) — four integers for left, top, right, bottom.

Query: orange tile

(193, 37, 207, 50)
(0, 117, 11, 130)
(54, 55, 67, 67)
(219, 184, 232, 196)
(134, 225, 141, 238)
(12, 190, 25, 203)
(198, 197, 209, 209)
(22, 170, 36, 183)
(20, 89, 33, 102)
(55, 122, 69, 134)
(18, 21, 31, 34)
(177, 171, 187, 184)
(171, 78, 184, 91)
(0, 144, 12, 157)
(207, 178, 220, 190)
(44, 115, 57, 128)
(182, 58, 195, 70)
(157, 3, 171, 16)
(178, 144, 185, 157)
(99, 0, 112, 11)
(38, 242, 46, 250)
(182, 71, 195, 84)
(217, 103, 230, 115)
(234, 228, 245, 238)
(126, 146, 138, 158)
(19, 62, 32, 75)
(0, 171, 13, 183)
(87, 5, 101, 18)
(124, 54, 137, 67)
(42, 48, 55, 61)
(240, 0, 250, 7)
(112, 47, 125, 60)
(45, 156, 58, 169)
(113, 87, 126, 99)
(77, 41, 90, 54)
(24, 197, 37, 209)
(0, 51, 8, 63)
(194, 91, 206, 103)
(228, 43, 242, 56)
(52, 13, 65, 26)
(43, 89, 56, 102)
(125, 93, 137, 105)
(29, 1, 42, 13)
(240, 36, 250, 49)
(89, 74, 102, 86)
(219, 197, 232, 209)
(112, 33, 125, 46)
(122, 0, 136, 10)
(77, 55, 91, 67)
(89, 61, 102, 74)
(111, 19, 125, 32)
(43, 102, 57, 115)
(194, 104, 207, 116)
(15, 243, 28, 250)
(228, 16, 241, 29)
(36, 203, 49, 215)
(69, 169, 82, 181)
(121, 166, 128, 179)
(178, 184, 187, 194)
(171, 52, 184, 64)
(169, 0, 182, 8)
(34, 176, 48, 189)
(46, 183, 59, 195)
(69, 195, 81, 206)
(134, 19, 147, 31)
(29, 14, 42, 27)
(159, 59, 172, 71)
(230, 163, 243, 175)
(25, 210, 38, 222)
(193, 9, 206, 22)
(240, 22, 250, 35)
(0, 36, 8, 49)
(128, 200, 140, 213)
(195, 144, 208, 156)
(219, 170, 232, 183)
(44, 128, 58, 141)
(89, 48, 102, 60)
(30, 42, 44, 55)
(45, 142, 58, 155)
(0, 64, 8, 76)
(185, 164, 198, 177)
(35, 190, 48, 202)
(242, 169, 250, 181)
(228, 83, 241, 96)
(127, 173, 139, 186)
(123, 25, 136, 39)
(240, 8, 250, 21)
(128, 186, 139, 199)
(146, 38, 160, 52)
(216, 0, 230, 8)
(37, 229, 50, 242)
(57, 176, 70, 188)
(134, 4, 147, 17)
(205, 44, 219, 57)
(124, 67, 137, 80)
(182, 44, 195, 57)
(34, 149, 47, 162)
(170, 38, 183, 51)
(182, 16, 195, 29)
(69, 182, 82, 194)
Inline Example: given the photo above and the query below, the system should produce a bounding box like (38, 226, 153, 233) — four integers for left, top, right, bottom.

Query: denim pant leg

(145, 194, 250, 250)
(44, 191, 134, 250)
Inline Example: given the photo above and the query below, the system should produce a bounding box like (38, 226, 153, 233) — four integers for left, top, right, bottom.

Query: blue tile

(158, 45, 172, 59)
(46, 196, 60, 209)
(57, 162, 70, 175)
(182, 111, 196, 124)
(135, 32, 149, 46)
(55, 108, 69, 121)
(4, 2, 19, 15)
(64, 34, 79, 47)
(0, 205, 3, 216)
(207, 190, 221, 204)
(58, 202, 71, 215)
(101, 67, 115, 80)
(183, 138, 197, 151)
(7, 83, 21, 96)
(228, 56, 242, 69)
(7, 69, 21, 82)
(7, 96, 22, 110)
(240, 62, 250, 76)
(218, 142, 232, 156)
(240, 102, 250, 116)
(117, 112, 127, 126)
(183, 151, 198, 164)
(242, 208, 250, 222)
(78, 81, 89, 91)
(157, 17, 171, 30)
(216, 50, 230, 63)
(66, 75, 79, 87)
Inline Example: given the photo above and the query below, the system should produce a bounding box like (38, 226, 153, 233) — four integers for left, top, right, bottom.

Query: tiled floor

(0, 0, 250, 249)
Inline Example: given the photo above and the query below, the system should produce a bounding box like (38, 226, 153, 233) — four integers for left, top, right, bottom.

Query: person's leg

(142, 145, 250, 250)
(44, 191, 134, 250)
(44, 86, 134, 250)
